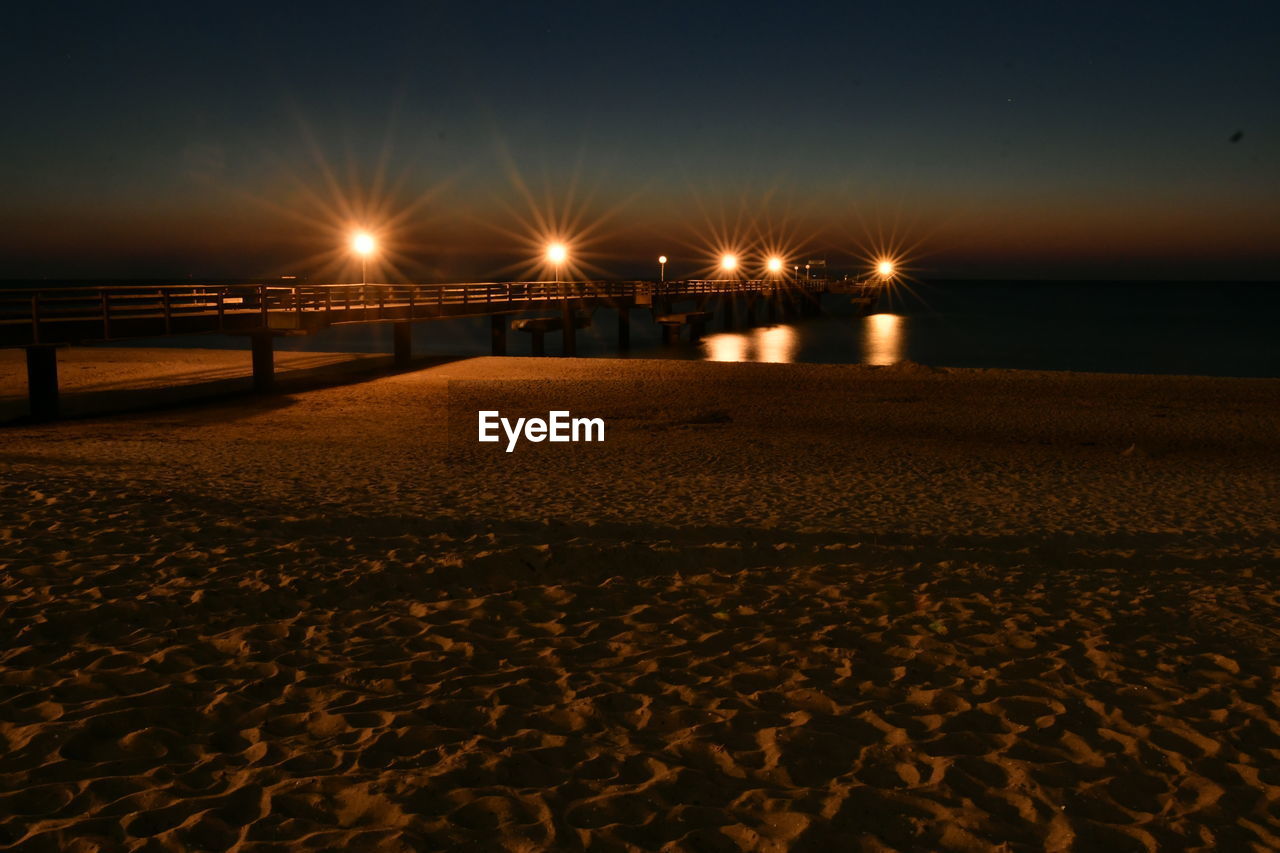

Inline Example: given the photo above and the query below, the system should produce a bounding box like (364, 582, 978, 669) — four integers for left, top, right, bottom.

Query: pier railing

(0, 279, 829, 347)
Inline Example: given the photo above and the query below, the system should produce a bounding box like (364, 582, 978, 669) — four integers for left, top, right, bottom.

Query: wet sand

(2, 351, 1279, 851)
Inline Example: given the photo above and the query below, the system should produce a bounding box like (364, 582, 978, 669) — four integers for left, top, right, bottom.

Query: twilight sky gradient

(2, 1, 1277, 280)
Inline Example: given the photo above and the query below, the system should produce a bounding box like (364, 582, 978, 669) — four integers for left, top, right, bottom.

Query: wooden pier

(1, 278, 874, 419)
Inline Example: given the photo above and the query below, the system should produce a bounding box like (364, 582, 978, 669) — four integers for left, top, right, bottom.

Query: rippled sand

(2, 352, 1278, 851)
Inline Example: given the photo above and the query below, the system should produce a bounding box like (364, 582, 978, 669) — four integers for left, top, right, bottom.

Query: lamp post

(767, 256, 783, 277)
(720, 254, 737, 279)
(877, 260, 895, 279)
(547, 242, 568, 284)
(352, 232, 376, 286)
(658, 255, 667, 282)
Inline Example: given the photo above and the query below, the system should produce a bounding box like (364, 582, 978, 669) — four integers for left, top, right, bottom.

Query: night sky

(3, 1, 1277, 281)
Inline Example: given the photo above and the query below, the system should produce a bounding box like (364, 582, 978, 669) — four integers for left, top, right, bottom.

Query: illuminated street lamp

(766, 256, 783, 275)
(877, 260, 895, 278)
(658, 255, 668, 282)
(352, 231, 376, 286)
(720, 254, 738, 277)
(547, 242, 568, 283)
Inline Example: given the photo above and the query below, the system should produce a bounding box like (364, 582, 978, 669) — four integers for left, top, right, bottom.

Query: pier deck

(0, 279, 858, 419)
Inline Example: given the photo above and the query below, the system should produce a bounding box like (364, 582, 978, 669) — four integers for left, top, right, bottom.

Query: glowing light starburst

(231, 104, 461, 283)
(484, 137, 642, 282)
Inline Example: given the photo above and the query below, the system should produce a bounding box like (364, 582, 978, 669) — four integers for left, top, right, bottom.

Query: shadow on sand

(0, 353, 469, 425)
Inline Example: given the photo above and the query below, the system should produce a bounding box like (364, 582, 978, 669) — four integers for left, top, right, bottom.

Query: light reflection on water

(702, 325, 799, 364)
(703, 333, 748, 362)
(861, 313, 905, 365)
(703, 316, 903, 366)
(756, 326, 798, 363)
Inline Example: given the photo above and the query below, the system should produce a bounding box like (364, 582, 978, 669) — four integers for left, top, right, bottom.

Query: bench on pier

(656, 311, 713, 344)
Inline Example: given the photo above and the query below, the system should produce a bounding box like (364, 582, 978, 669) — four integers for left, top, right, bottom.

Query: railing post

(216, 292, 225, 331)
(260, 285, 268, 326)
(101, 291, 111, 339)
(162, 290, 172, 334)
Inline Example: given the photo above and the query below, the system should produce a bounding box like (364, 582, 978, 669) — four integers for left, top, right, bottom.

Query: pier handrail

(0, 278, 830, 346)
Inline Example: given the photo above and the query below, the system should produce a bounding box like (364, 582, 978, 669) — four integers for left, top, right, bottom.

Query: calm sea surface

(20, 280, 1276, 378)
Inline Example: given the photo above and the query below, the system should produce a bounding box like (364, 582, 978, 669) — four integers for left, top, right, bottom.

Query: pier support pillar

(251, 331, 275, 392)
(490, 315, 507, 356)
(746, 297, 757, 326)
(393, 322, 412, 367)
(617, 306, 631, 352)
(25, 345, 59, 421)
(561, 300, 576, 357)
(530, 330, 546, 357)
(722, 297, 735, 330)
(661, 324, 680, 346)
(767, 295, 778, 324)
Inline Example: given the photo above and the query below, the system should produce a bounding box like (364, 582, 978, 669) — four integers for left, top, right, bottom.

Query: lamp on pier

(658, 255, 668, 282)
(352, 231, 377, 286)
(547, 242, 568, 283)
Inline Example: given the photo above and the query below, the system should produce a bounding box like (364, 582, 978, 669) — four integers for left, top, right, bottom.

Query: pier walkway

(0, 278, 868, 418)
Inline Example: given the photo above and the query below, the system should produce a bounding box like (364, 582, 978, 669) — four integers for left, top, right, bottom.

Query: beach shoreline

(2, 351, 1278, 850)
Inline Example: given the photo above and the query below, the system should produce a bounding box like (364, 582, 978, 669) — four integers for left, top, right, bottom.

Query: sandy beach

(2, 350, 1278, 851)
